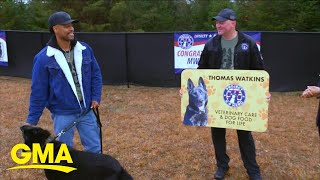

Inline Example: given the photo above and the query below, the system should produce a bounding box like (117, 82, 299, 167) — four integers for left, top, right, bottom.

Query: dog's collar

(187, 106, 206, 114)
(44, 135, 56, 144)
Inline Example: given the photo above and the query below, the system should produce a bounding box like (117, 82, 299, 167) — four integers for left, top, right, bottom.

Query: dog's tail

(119, 168, 133, 180)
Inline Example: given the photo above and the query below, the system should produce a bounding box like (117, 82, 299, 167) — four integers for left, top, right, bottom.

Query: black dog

(183, 77, 208, 126)
(20, 125, 133, 180)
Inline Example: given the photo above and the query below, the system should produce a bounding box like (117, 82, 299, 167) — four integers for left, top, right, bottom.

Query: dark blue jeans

(211, 127, 260, 176)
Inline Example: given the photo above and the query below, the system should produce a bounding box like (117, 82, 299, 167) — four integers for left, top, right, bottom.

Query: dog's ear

(187, 78, 194, 91)
(20, 125, 33, 132)
(198, 77, 207, 91)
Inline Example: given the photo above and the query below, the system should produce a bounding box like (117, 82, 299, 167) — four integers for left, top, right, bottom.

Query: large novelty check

(181, 69, 269, 132)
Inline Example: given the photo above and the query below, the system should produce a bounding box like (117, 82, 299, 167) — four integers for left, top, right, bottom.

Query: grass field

(0, 76, 319, 180)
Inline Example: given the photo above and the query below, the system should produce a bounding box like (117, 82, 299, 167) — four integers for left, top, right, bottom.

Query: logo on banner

(0, 41, 3, 58)
(241, 43, 249, 51)
(223, 84, 246, 107)
(178, 34, 194, 49)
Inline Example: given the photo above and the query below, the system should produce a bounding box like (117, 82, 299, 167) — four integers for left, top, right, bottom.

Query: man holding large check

(181, 8, 270, 180)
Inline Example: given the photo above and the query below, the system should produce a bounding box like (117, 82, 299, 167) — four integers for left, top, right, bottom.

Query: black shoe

(249, 174, 262, 180)
(214, 166, 229, 179)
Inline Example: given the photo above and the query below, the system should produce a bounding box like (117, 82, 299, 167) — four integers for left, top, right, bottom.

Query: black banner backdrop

(0, 31, 319, 92)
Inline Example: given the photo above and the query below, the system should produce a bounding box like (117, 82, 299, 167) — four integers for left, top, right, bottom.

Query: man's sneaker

(214, 166, 229, 179)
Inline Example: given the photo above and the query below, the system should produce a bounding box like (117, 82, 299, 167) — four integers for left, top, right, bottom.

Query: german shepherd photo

(20, 125, 133, 180)
(183, 77, 208, 126)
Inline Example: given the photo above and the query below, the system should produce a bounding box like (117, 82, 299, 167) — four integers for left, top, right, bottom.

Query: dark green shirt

(220, 36, 238, 69)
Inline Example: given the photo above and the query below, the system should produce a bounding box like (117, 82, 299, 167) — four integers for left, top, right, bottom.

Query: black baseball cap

(212, 8, 236, 22)
(48, 11, 78, 32)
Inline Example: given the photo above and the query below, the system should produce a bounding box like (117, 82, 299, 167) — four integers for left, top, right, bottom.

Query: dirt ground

(0, 76, 319, 180)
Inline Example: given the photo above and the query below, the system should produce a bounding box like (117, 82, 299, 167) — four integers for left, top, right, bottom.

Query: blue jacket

(26, 39, 102, 125)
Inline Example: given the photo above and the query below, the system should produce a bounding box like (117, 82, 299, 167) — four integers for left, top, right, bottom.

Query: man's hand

(266, 92, 271, 102)
(302, 86, 320, 98)
(91, 101, 100, 109)
(179, 89, 183, 97)
(25, 122, 35, 126)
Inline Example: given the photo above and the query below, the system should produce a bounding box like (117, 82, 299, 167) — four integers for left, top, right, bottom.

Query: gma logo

(7, 143, 76, 173)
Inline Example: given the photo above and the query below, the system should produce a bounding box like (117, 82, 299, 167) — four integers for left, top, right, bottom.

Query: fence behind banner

(0, 31, 319, 92)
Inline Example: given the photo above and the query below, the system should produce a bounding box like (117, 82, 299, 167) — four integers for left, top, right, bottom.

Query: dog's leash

(45, 108, 93, 144)
(92, 108, 103, 153)
(45, 107, 103, 153)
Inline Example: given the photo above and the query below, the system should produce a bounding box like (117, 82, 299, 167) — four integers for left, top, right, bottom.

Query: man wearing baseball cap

(26, 11, 103, 154)
(48, 11, 79, 33)
(198, 8, 265, 180)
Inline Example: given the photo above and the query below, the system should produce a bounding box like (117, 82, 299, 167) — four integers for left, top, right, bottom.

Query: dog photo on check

(20, 125, 133, 180)
(183, 77, 208, 126)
